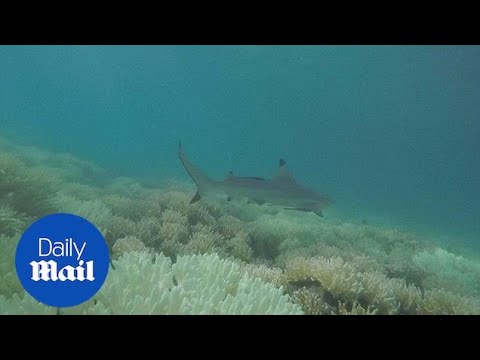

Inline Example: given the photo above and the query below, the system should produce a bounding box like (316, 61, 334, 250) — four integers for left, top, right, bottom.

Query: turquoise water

(1, 45, 479, 249)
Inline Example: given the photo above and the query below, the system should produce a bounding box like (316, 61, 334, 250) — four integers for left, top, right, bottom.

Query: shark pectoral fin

(313, 209, 323, 217)
(190, 191, 201, 204)
(283, 207, 323, 217)
(247, 198, 265, 205)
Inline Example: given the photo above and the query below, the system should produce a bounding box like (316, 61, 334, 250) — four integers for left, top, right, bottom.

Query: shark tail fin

(190, 191, 201, 204)
(178, 141, 214, 204)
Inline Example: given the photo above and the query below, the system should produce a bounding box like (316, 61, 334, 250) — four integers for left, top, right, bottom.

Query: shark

(178, 142, 332, 217)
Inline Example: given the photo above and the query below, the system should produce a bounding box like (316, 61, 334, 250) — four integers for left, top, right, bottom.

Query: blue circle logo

(15, 213, 110, 308)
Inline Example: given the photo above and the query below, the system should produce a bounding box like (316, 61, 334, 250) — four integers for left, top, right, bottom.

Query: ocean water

(1, 45, 478, 248)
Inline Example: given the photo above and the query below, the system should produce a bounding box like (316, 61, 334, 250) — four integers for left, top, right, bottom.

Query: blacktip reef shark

(178, 142, 332, 217)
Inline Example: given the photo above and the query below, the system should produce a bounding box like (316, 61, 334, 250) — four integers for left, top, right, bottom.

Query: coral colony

(1, 137, 480, 315)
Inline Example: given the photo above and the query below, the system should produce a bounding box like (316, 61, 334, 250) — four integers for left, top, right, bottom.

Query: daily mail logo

(15, 214, 109, 308)
(30, 238, 94, 282)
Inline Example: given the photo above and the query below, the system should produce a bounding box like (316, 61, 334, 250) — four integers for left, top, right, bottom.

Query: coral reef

(0, 152, 56, 217)
(1, 138, 479, 315)
(0, 234, 24, 297)
(112, 236, 148, 257)
(0, 252, 302, 315)
(417, 289, 480, 315)
(413, 248, 480, 297)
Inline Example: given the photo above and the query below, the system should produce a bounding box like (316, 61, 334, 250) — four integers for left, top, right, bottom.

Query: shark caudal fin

(178, 141, 214, 203)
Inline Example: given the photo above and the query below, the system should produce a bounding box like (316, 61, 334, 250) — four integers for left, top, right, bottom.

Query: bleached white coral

(417, 289, 480, 315)
(94, 252, 302, 315)
(243, 263, 287, 288)
(0, 293, 56, 315)
(413, 248, 480, 297)
(52, 194, 113, 230)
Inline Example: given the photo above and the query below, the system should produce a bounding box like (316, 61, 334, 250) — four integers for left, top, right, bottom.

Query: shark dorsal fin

(275, 158, 296, 183)
(225, 171, 235, 180)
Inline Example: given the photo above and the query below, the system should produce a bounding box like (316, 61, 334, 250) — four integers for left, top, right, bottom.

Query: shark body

(178, 142, 332, 217)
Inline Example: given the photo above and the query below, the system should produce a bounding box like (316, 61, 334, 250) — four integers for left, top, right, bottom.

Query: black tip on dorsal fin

(276, 158, 295, 183)
(225, 170, 235, 181)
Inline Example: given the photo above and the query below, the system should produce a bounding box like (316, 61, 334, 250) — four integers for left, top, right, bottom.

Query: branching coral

(286, 256, 362, 303)
(52, 195, 114, 229)
(0, 293, 56, 315)
(112, 236, 148, 257)
(338, 301, 378, 315)
(0, 234, 23, 297)
(413, 248, 480, 297)
(284, 255, 429, 315)
(0, 152, 56, 217)
(102, 195, 157, 222)
(417, 289, 480, 315)
(292, 287, 336, 315)
(243, 263, 287, 288)
(93, 252, 302, 315)
(0, 204, 31, 236)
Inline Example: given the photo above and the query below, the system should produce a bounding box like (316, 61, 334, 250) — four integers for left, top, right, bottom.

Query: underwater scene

(1, 45, 479, 315)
